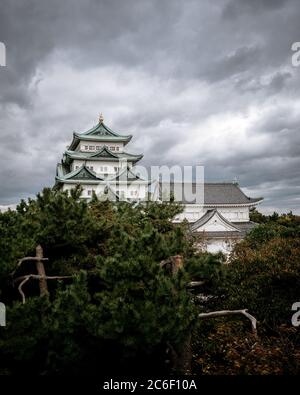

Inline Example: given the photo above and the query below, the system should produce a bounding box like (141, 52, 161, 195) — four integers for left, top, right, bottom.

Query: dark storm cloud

(0, 0, 300, 212)
(223, 0, 291, 18)
(203, 46, 263, 82)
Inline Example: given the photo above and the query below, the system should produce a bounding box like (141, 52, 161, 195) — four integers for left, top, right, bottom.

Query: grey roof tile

(160, 182, 263, 205)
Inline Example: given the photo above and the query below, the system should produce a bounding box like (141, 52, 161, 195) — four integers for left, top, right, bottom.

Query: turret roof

(64, 146, 143, 163)
(56, 163, 104, 182)
(107, 166, 152, 184)
(55, 163, 151, 185)
(68, 118, 132, 150)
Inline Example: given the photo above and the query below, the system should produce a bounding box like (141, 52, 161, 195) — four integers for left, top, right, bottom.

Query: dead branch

(12, 245, 74, 303)
(14, 274, 73, 304)
(160, 255, 183, 275)
(35, 245, 49, 296)
(18, 276, 30, 304)
(186, 281, 206, 288)
(11, 256, 49, 276)
(14, 274, 73, 284)
(198, 309, 257, 336)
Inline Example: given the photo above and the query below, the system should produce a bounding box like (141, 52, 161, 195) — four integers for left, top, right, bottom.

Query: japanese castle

(56, 114, 151, 201)
(56, 115, 263, 254)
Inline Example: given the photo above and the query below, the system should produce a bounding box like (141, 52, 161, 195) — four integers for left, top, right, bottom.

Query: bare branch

(12, 246, 73, 303)
(11, 257, 49, 276)
(198, 309, 257, 335)
(18, 276, 30, 304)
(14, 274, 73, 303)
(186, 281, 206, 288)
(14, 274, 72, 284)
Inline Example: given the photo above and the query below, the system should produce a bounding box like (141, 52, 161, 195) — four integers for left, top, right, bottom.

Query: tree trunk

(171, 331, 192, 374)
(161, 255, 192, 374)
(35, 245, 49, 297)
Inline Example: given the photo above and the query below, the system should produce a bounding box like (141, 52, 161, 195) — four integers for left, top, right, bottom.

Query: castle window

(87, 190, 92, 196)
(89, 146, 95, 150)
(96, 146, 101, 150)
(110, 146, 115, 151)
(116, 147, 119, 151)
(84, 146, 88, 150)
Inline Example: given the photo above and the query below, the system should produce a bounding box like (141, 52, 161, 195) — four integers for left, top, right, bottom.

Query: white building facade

(157, 181, 263, 254)
(56, 115, 263, 254)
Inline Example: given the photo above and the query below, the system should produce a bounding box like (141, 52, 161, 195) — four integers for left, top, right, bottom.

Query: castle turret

(55, 114, 151, 200)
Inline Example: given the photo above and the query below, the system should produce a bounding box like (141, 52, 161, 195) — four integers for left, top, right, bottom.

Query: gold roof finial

(99, 113, 104, 123)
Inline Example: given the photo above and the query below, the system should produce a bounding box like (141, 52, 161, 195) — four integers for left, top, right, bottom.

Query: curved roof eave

(74, 133, 132, 141)
(64, 147, 143, 162)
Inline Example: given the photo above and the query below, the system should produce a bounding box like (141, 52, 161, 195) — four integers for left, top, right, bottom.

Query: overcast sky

(0, 0, 300, 213)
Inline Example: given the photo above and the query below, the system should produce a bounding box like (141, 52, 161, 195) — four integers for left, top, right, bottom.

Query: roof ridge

(77, 121, 132, 139)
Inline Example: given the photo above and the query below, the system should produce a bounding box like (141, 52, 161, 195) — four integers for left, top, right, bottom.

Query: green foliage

(185, 252, 225, 288)
(1, 189, 299, 375)
(224, 214, 300, 328)
(0, 188, 197, 374)
(190, 212, 300, 375)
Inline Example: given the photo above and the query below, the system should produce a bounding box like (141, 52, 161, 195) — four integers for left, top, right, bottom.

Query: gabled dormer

(107, 166, 151, 185)
(90, 145, 120, 159)
(191, 209, 241, 233)
(56, 164, 104, 183)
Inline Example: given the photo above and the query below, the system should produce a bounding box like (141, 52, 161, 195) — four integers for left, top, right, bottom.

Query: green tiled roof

(55, 163, 151, 185)
(78, 121, 132, 139)
(56, 164, 104, 182)
(107, 166, 151, 184)
(68, 120, 132, 150)
(64, 146, 143, 163)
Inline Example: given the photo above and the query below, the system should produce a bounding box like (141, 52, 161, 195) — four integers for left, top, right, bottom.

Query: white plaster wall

(174, 205, 250, 223)
(196, 238, 236, 255)
(62, 182, 147, 200)
(206, 239, 233, 255)
(79, 142, 124, 152)
(62, 184, 73, 192)
(62, 183, 104, 197)
(72, 160, 128, 175)
(113, 184, 147, 199)
(173, 205, 205, 222)
(218, 207, 249, 222)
